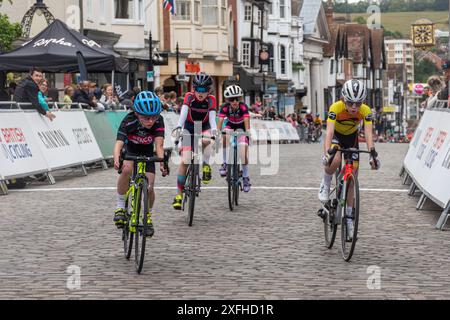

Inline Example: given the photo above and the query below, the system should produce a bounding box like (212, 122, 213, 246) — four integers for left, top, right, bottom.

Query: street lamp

(176, 42, 180, 96)
(147, 31, 154, 91)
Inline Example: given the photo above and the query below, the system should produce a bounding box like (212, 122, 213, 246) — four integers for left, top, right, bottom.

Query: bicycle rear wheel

(134, 179, 148, 273)
(324, 174, 339, 249)
(187, 164, 198, 226)
(340, 174, 360, 262)
(234, 164, 240, 206)
(227, 164, 234, 211)
(122, 188, 134, 260)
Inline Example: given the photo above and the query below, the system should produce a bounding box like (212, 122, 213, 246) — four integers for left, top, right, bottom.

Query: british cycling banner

(24, 110, 103, 170)
(403, 108, 450, 208)
(0, 110, 49, 179)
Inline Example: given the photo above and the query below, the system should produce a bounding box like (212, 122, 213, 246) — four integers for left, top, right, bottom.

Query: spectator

(175, 97, 184, 114)
(167, 91, 177, 112)
(62, 85, 75, 109)
(251, 96, 263, 114)
(100, 83, 120, 110)
(37, 79, 53, 115)
(73, 80, 96, 109)
(14, 67, 55, 120)
(437, 61, 450, 106)
(154, 86, 164, 100)
(286, 113, 298, 129)
(90, 82, 102, 100)
(263, 106, 276, 120)
(8, 82, 16, 100)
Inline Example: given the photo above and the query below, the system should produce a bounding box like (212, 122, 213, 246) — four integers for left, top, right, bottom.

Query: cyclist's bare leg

(345, 165, 359, 209)
(117, 160, 134, 195)
(325, 151, 342, 175)
(176, 152, 190, 197)
(145, 172, 156, 210)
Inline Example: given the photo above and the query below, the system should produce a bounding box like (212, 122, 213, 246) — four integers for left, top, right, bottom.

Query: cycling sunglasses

(228, 97, 239, 102)
(194, 86, 209, 93)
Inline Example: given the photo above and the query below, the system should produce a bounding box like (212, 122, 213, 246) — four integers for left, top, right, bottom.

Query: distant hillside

(334, 12, 448, 37)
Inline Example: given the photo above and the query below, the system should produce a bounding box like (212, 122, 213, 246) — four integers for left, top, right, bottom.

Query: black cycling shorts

(331, 131, 359, 162)
(124, 145, 155, 174)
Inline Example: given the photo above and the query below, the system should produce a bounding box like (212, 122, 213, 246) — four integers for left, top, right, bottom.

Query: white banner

(161, 112, 179, 149)
(0, 111, 49, 179)
(24, 110, 103, 170)
(403, 109, 450, 208)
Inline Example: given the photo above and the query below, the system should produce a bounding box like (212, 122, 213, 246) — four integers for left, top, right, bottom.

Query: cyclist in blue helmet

(112, 90, 168, 237)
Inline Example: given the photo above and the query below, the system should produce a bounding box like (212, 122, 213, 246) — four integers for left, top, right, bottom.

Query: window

(221, 0, 227, 26)
(330, 59, 334, 75)
(280, 0, 285, 19)
(244, 4, 252, 21)
(280, 45, 286, 75)
(174, 0, 191, 20)
(194, 0, 200, 22)
(100, 0, 106, 23)
(254, 41, 260, 68)
(268, 43, 274, 73)
(114, 0, 134, 19)
(203, 0, 218, 25)
(137, 0, 144, 23)
(242, 41, 251, 67)
(353, 64, 358, 77)
(268, 3, 273, 15)
(87, 0, 94, 20)
(256, 9, 261, 24)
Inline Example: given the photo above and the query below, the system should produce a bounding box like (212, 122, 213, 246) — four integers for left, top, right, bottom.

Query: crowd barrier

(0, 103, 299, 195)
(401, 108, 450, 230)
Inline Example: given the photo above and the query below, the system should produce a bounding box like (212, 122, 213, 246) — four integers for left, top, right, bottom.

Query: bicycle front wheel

(340, 174, 360, 262)
(134, 179, 148, 273)
(187, 164, 198, 226)
(122, 189, 134, 260)
(227, 164, 234, 211)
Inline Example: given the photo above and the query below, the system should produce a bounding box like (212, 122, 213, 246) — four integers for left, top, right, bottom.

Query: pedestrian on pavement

(14, 67, 55, 121)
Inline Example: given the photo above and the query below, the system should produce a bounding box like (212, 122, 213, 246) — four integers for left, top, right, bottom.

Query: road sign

(146, 71, 154, 82)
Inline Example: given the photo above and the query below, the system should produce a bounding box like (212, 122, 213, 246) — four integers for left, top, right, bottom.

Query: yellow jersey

(327, 100, 373, 135)
(314, 117, 322, 125)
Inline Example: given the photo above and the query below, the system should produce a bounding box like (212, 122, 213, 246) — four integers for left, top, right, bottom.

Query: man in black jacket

(14, 67, 55, 120)
(73, 80, 97, 109)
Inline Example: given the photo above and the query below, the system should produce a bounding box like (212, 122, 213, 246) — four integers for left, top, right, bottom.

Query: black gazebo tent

(0, 19, 128, 73)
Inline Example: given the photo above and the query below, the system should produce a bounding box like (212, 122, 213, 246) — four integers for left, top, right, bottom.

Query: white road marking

(8, 186, 409, 193)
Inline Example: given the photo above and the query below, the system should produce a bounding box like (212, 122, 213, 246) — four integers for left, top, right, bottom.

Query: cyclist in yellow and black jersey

(318, 80, 380, 238)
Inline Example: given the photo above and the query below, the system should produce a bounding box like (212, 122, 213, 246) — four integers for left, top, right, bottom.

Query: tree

(353, 16, 367, 25)
(0, 13, 21, 52)
(414, 57, 440, 83)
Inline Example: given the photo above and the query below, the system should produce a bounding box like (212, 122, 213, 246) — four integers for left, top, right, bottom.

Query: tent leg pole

(436, 203, 450, 230)
(0, 180, 8, 195)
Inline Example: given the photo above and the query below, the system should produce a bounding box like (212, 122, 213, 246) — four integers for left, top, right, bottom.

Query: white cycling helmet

(224, 85, 244, 98)
(341, 79, 367, 103)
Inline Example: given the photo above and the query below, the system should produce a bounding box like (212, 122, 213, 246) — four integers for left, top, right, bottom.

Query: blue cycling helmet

(133, 91, 162, 116)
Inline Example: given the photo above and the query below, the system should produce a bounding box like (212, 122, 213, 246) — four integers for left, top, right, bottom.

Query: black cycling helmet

(192, 72, 213, 89)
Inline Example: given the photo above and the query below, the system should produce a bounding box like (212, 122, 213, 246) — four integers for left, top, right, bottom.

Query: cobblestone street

(1, 142, 449, 299)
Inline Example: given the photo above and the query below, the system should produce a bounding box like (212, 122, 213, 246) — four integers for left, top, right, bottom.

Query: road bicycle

(173, 129, 217, 226)
(118, 150, 170, 273)
(222, 130, 250, 211)
(318, 148, 372, 262)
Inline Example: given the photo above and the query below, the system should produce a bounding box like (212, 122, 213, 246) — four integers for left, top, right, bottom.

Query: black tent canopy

(0, 19, 128, 73)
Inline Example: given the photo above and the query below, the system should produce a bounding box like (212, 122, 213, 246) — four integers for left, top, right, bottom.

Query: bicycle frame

(126, 161, 147, 233)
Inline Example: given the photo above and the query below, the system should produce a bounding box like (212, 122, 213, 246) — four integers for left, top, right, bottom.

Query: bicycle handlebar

(327, 147, 373, 166)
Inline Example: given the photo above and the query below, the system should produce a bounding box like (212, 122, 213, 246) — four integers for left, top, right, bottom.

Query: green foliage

(414, 57, 440, 83)
(383, 27, 404, 39)
(353, 16, 367, 25)
(0, 13, 22, 52)
(330, 0, 449, 13)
